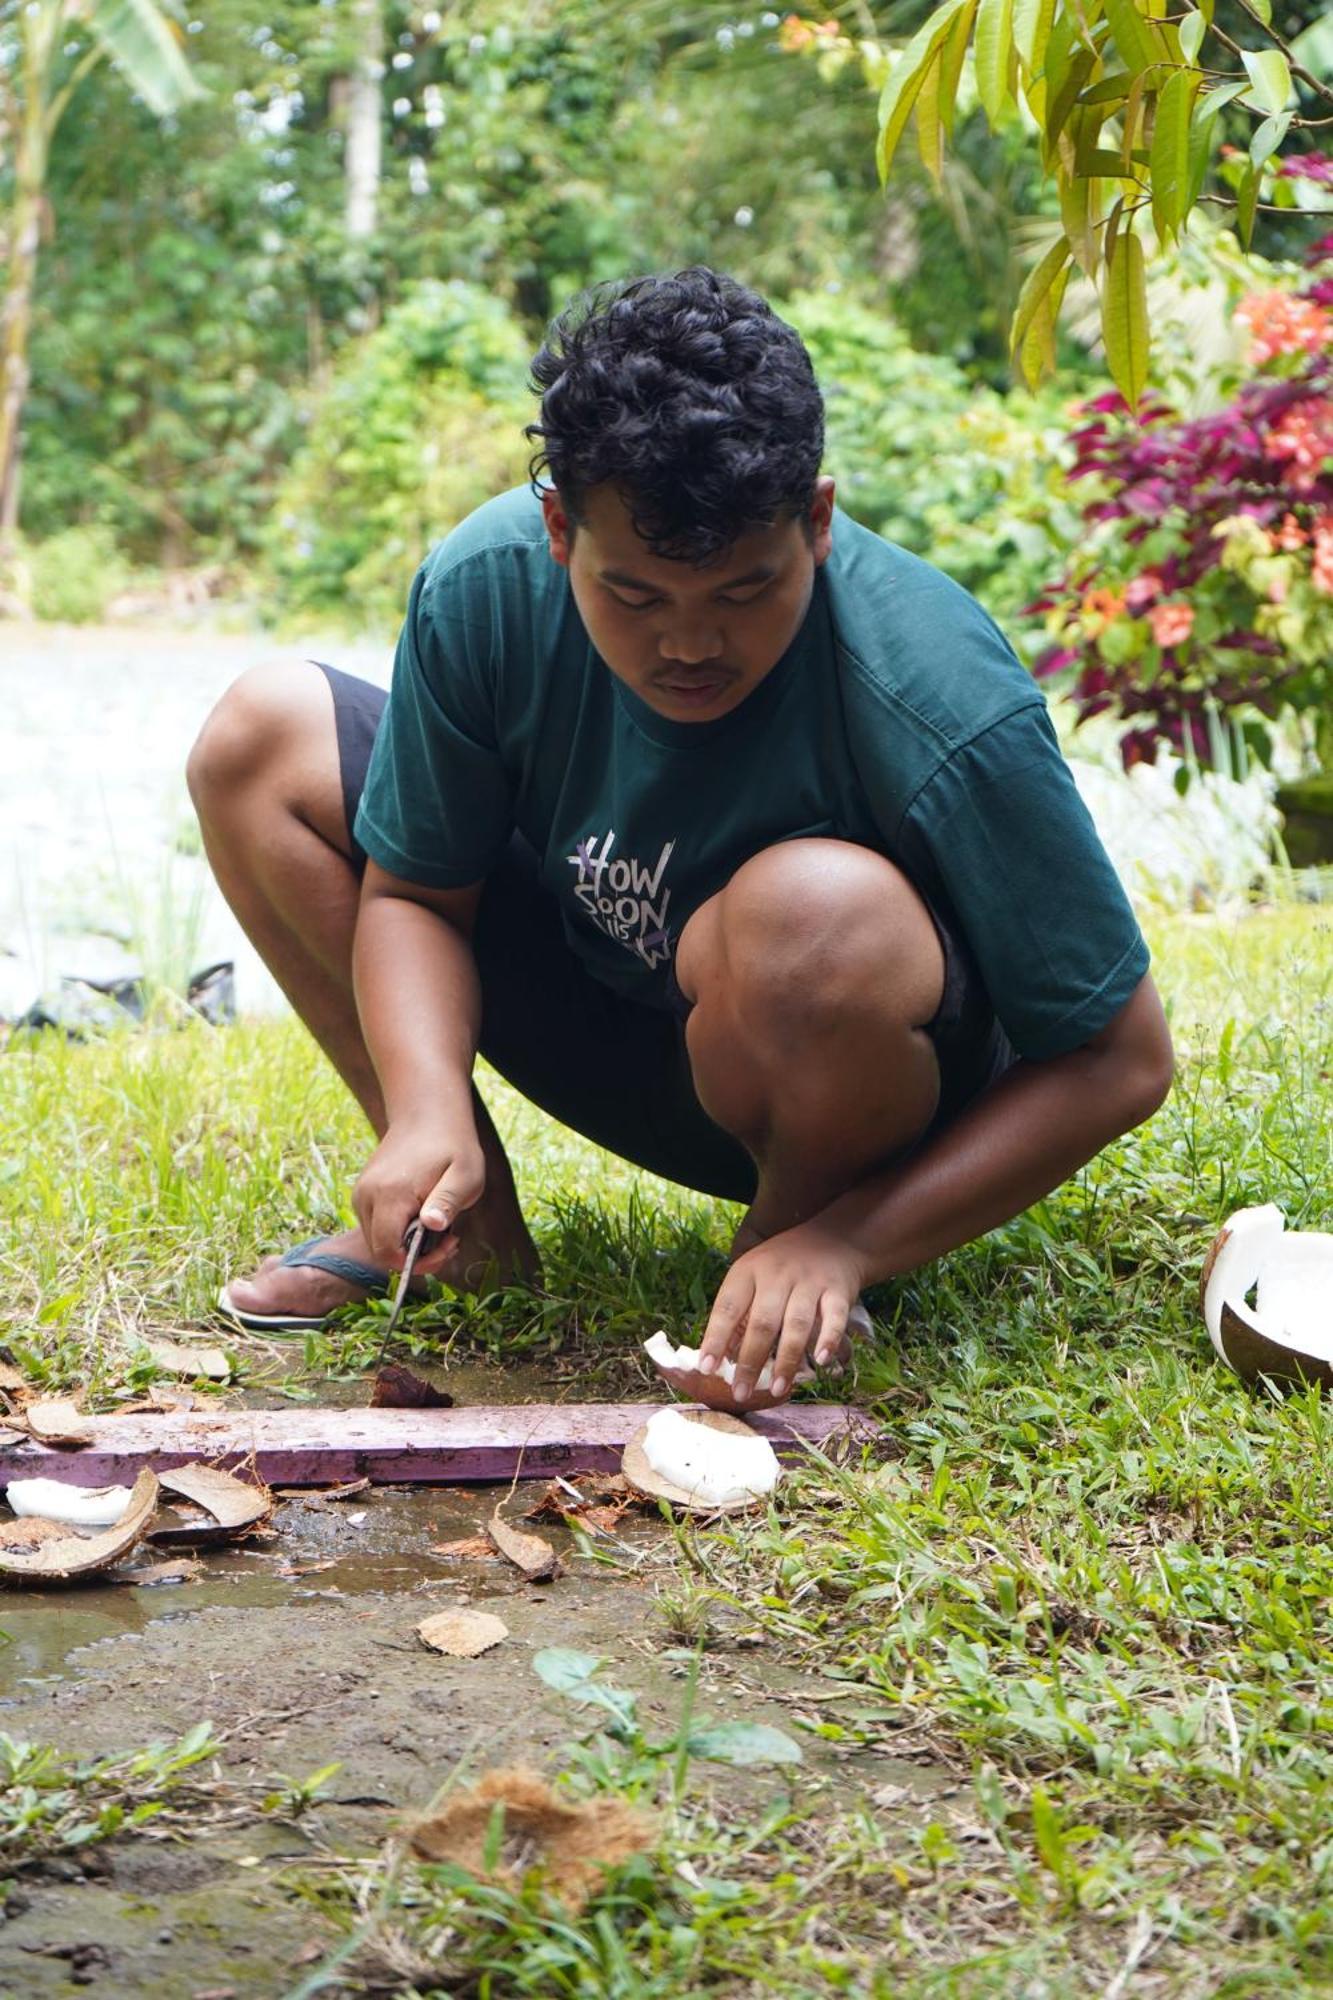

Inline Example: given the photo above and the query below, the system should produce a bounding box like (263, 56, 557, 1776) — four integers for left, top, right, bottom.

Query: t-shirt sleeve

(353, 561, 514, 888)
(898, 704, 1150, 1060)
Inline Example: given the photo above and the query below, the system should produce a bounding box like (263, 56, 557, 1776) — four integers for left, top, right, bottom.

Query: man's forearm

(352, 891, 481, 1131)
(819, 1036, 1171, 1287)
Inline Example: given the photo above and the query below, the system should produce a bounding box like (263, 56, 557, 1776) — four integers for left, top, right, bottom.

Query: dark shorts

(322, 662, 1015, 1205)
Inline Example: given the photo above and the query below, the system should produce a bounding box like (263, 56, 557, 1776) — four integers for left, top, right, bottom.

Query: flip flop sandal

(216, 1236, 395, 1335)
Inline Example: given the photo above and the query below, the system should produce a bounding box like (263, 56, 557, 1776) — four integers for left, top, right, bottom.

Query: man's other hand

(697, 1220, 867, 1406)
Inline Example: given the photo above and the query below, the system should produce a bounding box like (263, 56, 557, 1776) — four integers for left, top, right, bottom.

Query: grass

(1, 906, 1331, 1994)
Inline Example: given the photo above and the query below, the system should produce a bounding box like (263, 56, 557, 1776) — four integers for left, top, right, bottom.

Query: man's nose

(658, 620, 723, 664)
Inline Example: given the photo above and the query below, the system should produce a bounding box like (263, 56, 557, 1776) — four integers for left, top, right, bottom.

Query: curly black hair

(526, 267, 825, 566)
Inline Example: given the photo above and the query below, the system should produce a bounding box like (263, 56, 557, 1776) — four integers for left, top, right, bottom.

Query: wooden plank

(0, 1402, 877, 1490)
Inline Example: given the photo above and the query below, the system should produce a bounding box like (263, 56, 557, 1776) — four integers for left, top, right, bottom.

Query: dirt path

(0, 1478, 934, 1997)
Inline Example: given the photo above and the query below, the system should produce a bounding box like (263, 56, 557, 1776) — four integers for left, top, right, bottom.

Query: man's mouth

(653, 671, 737, 705)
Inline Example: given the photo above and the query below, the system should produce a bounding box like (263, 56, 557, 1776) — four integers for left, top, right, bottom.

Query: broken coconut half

(1202, 1202, 1333, 1391)
(0, 1470, 159, 1584)
(622, 1407, 781, 1513)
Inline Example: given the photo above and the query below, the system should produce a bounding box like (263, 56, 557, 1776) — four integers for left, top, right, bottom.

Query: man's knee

(680, 837, 944, 1043)
(186, 660, 333, 818)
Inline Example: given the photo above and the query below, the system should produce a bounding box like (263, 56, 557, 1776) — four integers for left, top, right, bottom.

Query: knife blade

(372, 1215, 441, 1371)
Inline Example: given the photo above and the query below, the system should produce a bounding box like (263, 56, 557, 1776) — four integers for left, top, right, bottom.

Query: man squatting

(190, 267, 1174, 1408)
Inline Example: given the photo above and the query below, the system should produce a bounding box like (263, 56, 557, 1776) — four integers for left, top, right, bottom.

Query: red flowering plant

(1028, 205, 1333, 779)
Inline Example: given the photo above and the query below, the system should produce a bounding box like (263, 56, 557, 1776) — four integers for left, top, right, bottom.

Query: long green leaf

(916, 51, 946, 182)
(1103, 0, 1167, 74)
(1018, 257, 1070, 387)
(1178, 9, 1206, 64)
(1102, 223, 1148, 409)
(1240, 48, 1290, 116)
(1149, 66, 1198, 240)
(939, 0, 980, 136)
(1010, 233, 1072, 367)
(976, 0, 1016, 124)
(1013, 0, 1055, 74)
(88, 0, 204, 117)
(877, 0, 972, 182)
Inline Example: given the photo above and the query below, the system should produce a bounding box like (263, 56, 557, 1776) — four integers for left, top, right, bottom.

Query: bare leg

(187, 661, 538, 1318)
(675, 838, 944, 1264)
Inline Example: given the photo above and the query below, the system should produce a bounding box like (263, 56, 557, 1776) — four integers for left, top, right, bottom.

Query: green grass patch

(2, 908, 1332, 1992)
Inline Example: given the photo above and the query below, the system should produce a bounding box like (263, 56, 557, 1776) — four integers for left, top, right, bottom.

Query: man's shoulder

(824, 510, 1041, 755)
(417, 486, 555, 600)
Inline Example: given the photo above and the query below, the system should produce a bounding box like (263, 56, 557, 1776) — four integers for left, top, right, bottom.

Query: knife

(371, 1215, 442, 1371)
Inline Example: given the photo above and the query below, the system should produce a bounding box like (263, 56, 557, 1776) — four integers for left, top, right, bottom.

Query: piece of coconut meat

(641, 1408, 781, 1506)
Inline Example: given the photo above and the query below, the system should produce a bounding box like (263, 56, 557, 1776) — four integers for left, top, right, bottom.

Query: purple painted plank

(0, 1402, 878, 1489)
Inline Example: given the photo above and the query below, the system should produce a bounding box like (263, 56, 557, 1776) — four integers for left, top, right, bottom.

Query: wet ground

(0, 1364, 938, 1997)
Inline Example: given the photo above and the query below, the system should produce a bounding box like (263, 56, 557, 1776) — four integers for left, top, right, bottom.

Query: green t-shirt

(356, 485, 1148, 1060)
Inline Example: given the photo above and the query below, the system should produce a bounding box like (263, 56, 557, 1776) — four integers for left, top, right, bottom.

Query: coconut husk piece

(416, 1607, 508, 1657)
(149, 1465, 273, 1545)
(0, 1470, 159, 1584)
(369, 1363, 454, 1409)
(487, 1506, 562, 1582)
(1201, 1205, 1333, 1392)
(621, 1408, 769, 1515)
(408, 1767, 654, 1909)
(22, 1398, 94, 1447)
(139, 1337, 231, 1382)
(0, 1516, 69, 1553)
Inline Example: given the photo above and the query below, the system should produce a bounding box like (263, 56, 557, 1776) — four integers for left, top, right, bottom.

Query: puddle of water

(0, 1482, 617, 1693)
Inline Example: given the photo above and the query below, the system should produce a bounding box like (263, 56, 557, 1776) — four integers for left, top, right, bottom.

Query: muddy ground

(0, 1381, 938, 1999)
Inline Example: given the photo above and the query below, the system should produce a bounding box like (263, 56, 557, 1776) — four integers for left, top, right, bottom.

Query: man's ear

(808, 476, 836, 566)
(541, 487, 575, 568)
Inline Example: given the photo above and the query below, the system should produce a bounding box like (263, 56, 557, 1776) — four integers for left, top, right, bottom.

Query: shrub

(268, 281, 534, 630)
(22, 526, 131, 625)
(781, 290, 1079, 626)
(1027, 218, 1333, 774)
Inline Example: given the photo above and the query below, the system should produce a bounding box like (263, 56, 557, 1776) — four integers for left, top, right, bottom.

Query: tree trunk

(0, 1, 56, 554)
(345, 0, 383, 242)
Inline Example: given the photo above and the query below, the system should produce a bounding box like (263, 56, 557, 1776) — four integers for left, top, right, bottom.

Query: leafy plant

(780, 4, 1333, 399)
(267, 278, 533, 628)
(1028, 226, 1333, 770)
(0, 1723, 219, 1867)
(783, 289, 1080, 623)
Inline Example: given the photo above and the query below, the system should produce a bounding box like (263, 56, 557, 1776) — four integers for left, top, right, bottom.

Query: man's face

(543, 478, 835, 723)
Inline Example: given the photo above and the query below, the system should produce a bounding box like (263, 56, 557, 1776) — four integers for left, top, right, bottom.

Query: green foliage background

(0, 0, 1091, 627)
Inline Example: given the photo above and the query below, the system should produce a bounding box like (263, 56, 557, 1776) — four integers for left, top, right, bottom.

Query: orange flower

(1081, 585, 1125, 633)
(1275, 512, 1307, 551)
(1237, 290, 1331, 367)
(1265, 399, 1333, 494)
(1148, 601, 1194, 648)
(778, 14, 815, 50)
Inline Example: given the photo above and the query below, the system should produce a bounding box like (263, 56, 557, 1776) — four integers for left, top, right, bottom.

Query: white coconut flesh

(6, 1479, 135, 1528)
(1203, 1203, 1333, 1364)
(643, 1330, 814, 1393)
(640, 1407, 781, 1506)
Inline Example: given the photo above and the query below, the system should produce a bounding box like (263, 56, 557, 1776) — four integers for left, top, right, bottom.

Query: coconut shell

(1214, 1299, 1333, 1393)
(622, 1408, 772, 1514)
(150, 1466, 273, 1544)
(0, 1469, 159, 1584)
